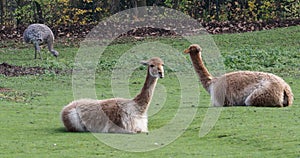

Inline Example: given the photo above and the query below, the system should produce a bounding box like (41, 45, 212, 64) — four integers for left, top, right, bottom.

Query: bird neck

(47, 40, 54, 52)
(133, 68, 158, 114)
(189, 52, 213, 92)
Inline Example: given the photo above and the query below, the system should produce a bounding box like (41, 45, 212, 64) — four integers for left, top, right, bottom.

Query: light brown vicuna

(61, 57, 164, 133)
(184, 44, 293, 107)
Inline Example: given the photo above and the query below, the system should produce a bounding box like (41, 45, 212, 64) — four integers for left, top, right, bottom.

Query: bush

(164, 0, 299, 22)
(0, 0, 299, 27)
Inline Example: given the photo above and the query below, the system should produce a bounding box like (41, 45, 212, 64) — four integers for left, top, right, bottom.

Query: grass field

(0, 26, 299, 157)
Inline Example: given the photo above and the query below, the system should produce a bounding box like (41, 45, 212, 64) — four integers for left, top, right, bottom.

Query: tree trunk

(34, 1, 43, 23)
(110, 0, 121, 14)
(136, 0, 146, 7)
(134, 0, 147, 19)
(15, 0, 26, 26)
(0, 0, 6, 25)
(173, 0, 179, 10)
(256, 0, 262, 20)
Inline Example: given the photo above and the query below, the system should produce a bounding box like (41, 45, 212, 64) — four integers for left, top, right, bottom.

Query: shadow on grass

(54, 127, 67, 133)
(53, 127, 89, 134)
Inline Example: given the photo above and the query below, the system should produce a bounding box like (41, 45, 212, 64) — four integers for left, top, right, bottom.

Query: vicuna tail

(283, 86, 293, 107)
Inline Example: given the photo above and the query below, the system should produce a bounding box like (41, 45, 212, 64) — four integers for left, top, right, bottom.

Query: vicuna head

(141, 57, 164, 78)
(184, 44, 202, 55)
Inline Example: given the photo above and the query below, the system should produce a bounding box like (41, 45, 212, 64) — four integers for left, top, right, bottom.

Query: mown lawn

(0, 26, 299, 157)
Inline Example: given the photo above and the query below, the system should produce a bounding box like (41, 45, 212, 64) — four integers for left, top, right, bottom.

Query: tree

(33, 1, 43, 23)
(133, 0, 147, 18)
(0, 0, 6, 25)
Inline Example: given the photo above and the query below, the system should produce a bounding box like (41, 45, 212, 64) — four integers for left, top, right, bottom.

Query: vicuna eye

(150, 65, 154, 67)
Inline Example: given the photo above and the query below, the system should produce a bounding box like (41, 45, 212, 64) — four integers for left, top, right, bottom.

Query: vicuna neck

(133, 67, 158, 113)
(189, 52, 213, 92)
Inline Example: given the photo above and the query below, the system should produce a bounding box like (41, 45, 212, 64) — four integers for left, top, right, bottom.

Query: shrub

(0, 0, 299, 27)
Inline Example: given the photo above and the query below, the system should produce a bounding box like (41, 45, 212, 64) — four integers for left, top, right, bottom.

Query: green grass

(0, 26, 299, 157)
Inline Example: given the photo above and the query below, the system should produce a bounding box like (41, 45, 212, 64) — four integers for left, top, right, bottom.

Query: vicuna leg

(245, 81, 283, 107)
(107, 124, 138, 134)
(61, 109, 86, 132)
(210, 78, 228, 106)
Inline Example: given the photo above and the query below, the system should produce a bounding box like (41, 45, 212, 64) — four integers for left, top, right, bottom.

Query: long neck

(47, 39, 58, 57)
(47, 39, 54, 52)
(189, 52, 213, 92)
(133, 68, 158, 113)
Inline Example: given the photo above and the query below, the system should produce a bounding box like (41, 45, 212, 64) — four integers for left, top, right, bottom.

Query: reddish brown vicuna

(184, 44, 293, 107)
(61, 57, 164, 133)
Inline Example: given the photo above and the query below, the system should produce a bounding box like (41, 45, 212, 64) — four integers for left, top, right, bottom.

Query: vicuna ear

(191, 46, 200, 52)
(140, 60, 148, 66)
(192, 45, 201, 52)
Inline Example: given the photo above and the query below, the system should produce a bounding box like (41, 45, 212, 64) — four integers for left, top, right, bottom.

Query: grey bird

(23, 24, 59, 59)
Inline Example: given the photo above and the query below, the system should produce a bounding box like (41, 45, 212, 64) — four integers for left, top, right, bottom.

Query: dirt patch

(0, 87, 40, 102)
(0, 62, 65, 77)
(0, 87, 12, 92)
(1, 19, 299, 41)
(118, 27, 177, 38)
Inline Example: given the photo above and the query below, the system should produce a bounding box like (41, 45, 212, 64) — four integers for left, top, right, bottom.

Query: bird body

(23, 24, 59, 59)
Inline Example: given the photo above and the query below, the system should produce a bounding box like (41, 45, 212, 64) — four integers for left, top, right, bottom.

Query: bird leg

(34, 42, 42, 59)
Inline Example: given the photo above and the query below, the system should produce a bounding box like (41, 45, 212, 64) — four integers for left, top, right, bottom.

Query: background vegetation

(0, 0, 299, 27)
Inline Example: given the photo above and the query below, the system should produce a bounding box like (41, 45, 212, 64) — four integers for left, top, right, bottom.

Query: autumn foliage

(0, 0, 299, 40)
(1, 0, 299, 27)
